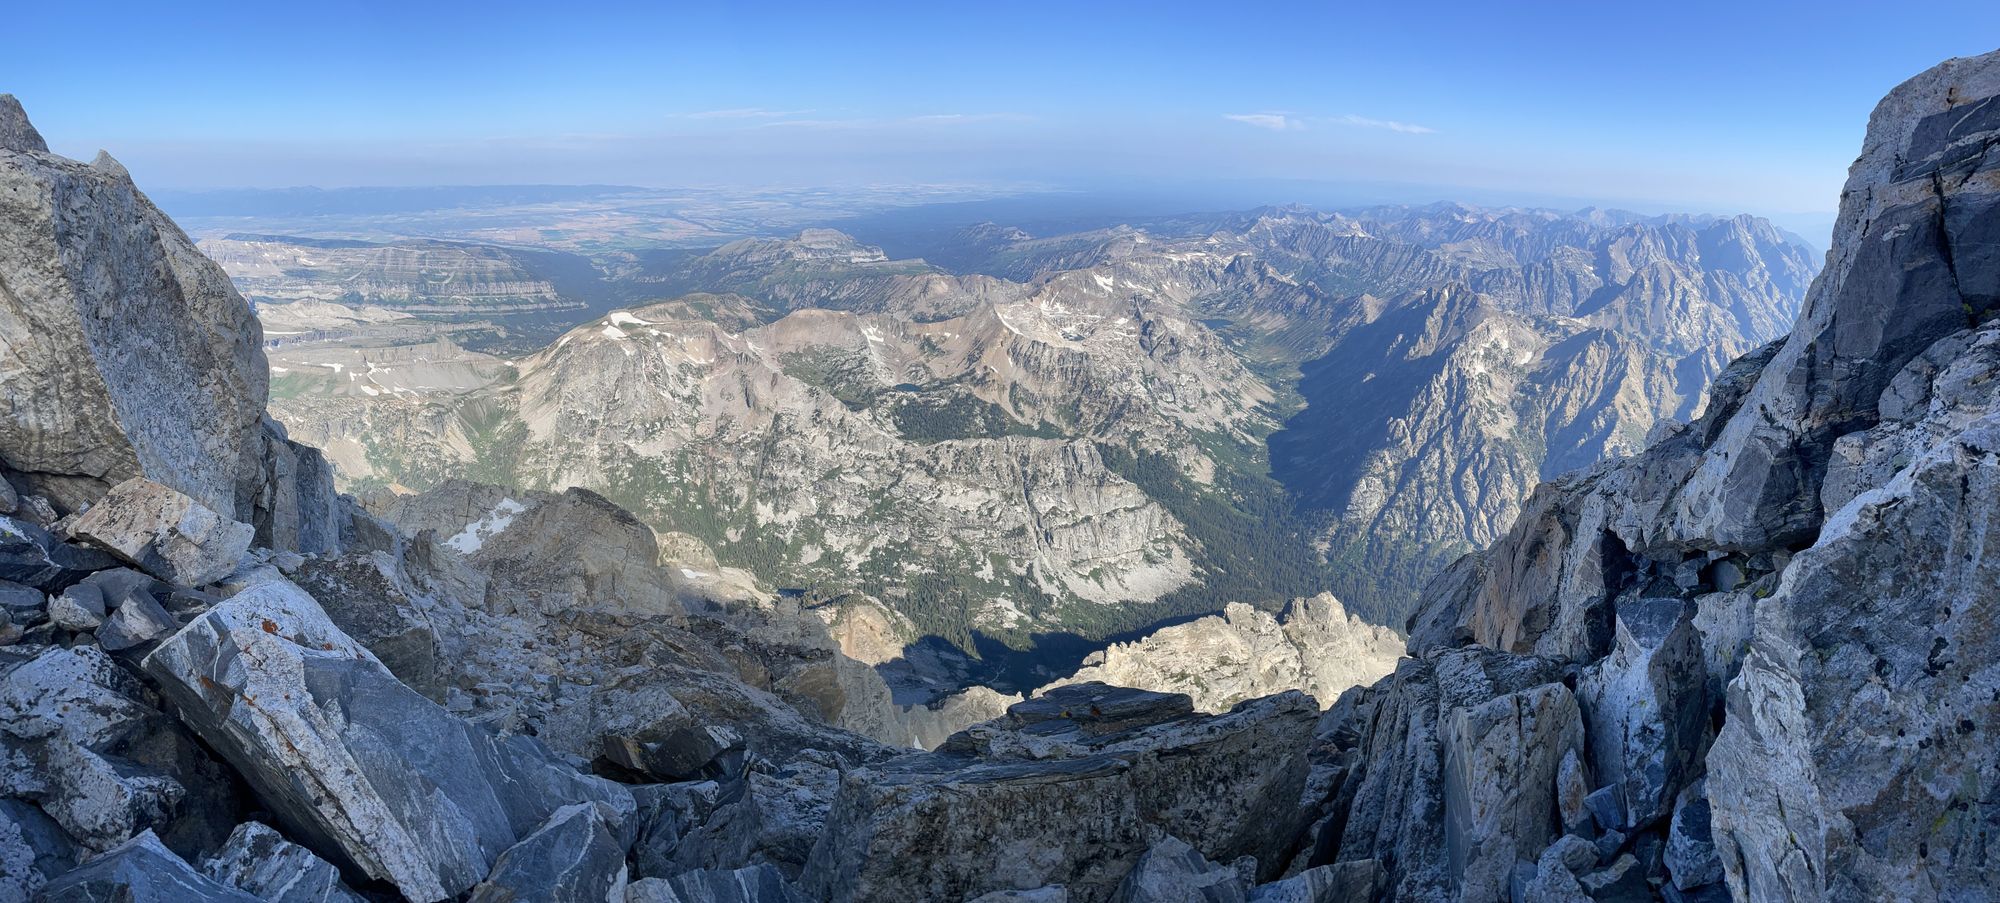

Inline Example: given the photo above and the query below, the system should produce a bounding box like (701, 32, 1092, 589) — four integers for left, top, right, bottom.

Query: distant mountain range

(248, 202, 1816, 679)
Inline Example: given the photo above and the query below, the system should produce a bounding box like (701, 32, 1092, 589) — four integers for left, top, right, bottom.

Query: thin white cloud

(1330, 114, 1436, 134)
(681, 108, 812, 120)
(1224, 112, 1303, 131)
(757, 113, 1030, 130)
(756, 118, 870, 130)
(907, 113, 1030, 124)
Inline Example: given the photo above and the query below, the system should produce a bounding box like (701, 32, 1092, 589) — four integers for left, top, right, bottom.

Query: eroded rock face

(0, 97, 337, 553)
(1708, 412, 2000, 900)
(801, 684, 1318, 903)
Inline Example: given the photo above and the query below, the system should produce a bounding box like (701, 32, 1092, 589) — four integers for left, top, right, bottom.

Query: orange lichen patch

(261, 620, 279, 634)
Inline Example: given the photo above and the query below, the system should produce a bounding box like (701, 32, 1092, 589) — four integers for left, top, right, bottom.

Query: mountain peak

(0, 94, 49, 154)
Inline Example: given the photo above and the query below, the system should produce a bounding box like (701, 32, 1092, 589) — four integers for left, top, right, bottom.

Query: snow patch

(607, 311, 654, 327)
(443, 498, 527, 554)
(601, 324, 631, 340)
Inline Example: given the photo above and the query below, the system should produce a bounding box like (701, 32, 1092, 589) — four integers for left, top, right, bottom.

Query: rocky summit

(0, 46, 1996, 903)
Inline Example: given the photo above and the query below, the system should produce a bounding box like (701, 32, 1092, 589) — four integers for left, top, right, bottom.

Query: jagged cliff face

(199, 235, 582, 314)
(1301, 50, 2000, 903)
(264, 200, 1814, 647)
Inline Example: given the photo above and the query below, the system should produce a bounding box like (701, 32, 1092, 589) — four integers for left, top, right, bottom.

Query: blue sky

(6, 1, 1998, 233)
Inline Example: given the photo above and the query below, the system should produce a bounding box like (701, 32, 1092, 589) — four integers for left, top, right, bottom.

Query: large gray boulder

(1305, 648, 1568, 901)
(802, 684, 1318, 903)
(0, 96, 337, 553)
(34, 830, 260, 903)
(199, 821, 366, 903)
(140, 568, 633, 902)
(467, 802, 630, 903)
(1108, 835, 1248, 903)
(630, 777, 758, 880)
(66, 478, 254, 587)
(1442, 680, 1584, 902)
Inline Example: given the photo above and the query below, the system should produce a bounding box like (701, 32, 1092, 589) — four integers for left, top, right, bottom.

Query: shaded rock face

(1300, 648, 1570, 901)
(628, 864, 810, 903)
(1108, 834, 1248, 903)
(0, 101, 336, 553)
(352, 478, 1005, 754)
(801, 684, 1319, 903)
(1306, 49, 2000, 903)
(466, 802, 630, 903)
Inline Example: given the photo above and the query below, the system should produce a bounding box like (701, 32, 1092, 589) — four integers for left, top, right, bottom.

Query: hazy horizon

(11, 2, 1997, 250)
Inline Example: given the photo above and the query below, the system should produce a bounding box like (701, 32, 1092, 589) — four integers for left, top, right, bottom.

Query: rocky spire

(0, 94, 49, 154)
